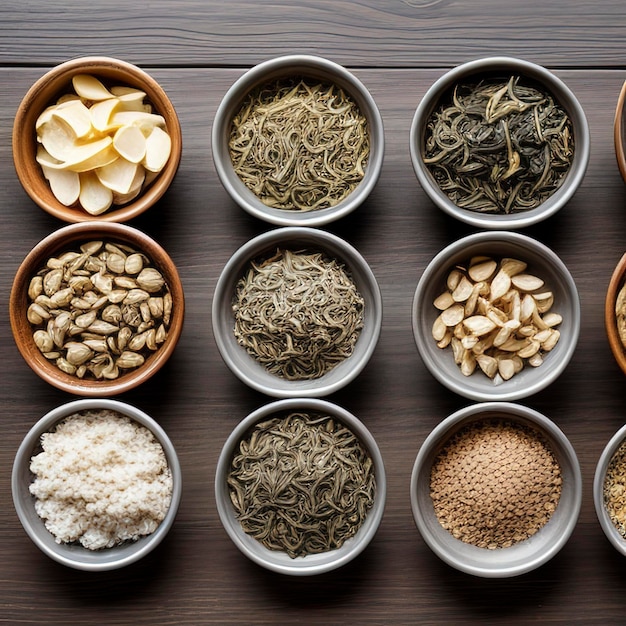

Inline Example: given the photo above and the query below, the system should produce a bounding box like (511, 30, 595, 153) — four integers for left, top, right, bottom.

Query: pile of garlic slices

(35, 74, 172, 215)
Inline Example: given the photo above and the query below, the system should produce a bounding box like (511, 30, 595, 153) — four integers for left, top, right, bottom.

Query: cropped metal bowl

(215, 397, 386, 575)
(605, 252, 626, 376)
(9, 221, 185, 396)
(412, 231, 580, 402)
(212, 227, 382, 397)
(594, 423, 626, 556)
(12, 398, 182, 571)
(409, 56, 590, 229)
(12, 56, 182, 223)
(410, 402, 582, 578)
(211, 54, 384, 226)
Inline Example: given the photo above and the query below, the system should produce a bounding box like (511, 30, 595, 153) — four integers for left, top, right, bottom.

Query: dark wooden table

(2, 2, 626, 623)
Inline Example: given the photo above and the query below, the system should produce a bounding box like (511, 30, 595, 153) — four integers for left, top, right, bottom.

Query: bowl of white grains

(215, 397, 386, 575)
(409, 56, 590, 229)
(412, 230, 580, 401)
(12, 398, 182, 571)
(410, 402, 581, 578)
(212, 226, 382, 397)
(593, 424, 626, 556)
(211, 54, 384, 226)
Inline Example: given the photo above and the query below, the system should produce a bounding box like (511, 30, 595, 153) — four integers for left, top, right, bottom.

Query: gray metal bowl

(412, 231, 580, 402)
(211, 54, 384, 226)
(594, 424, 626, 556)
(212, 227, 382, 397)
(215, 398, 386, 575)
(12, 398, 182, 571)
(409, 56, 590, 229)
(410, 402, 582, 578)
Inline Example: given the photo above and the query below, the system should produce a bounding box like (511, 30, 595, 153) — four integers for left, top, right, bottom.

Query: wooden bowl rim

(614, 80, 626, 183)
(605, 251, 626, 375)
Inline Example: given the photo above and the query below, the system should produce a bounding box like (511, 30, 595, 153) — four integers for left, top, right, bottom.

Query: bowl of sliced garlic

(13, 56, 182, 223)
(412, 231, 580, 401)
(9, 221, 185, 396)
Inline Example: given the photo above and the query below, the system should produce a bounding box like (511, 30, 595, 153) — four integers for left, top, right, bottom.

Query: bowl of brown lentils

(9, 221, 184, 396)
(594, 424, 626, 556)
(410, 402, 582, 578)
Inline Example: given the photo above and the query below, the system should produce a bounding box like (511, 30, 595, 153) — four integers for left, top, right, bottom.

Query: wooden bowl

(9, 222, 185, 396)
(614, 81, 626, 183)
(12, 56, 182, 223)
(605, 252, 626, 375)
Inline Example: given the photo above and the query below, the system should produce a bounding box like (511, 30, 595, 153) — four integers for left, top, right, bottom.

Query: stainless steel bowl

(212, 227, 382, 397)
(212, 54, 384, 226)
(410, 402, 582, 578)
(12, 398, 182, 571)
(410, 56, 590, 229)
(215, 397, 386, 575)
(412, 230, 580, 401)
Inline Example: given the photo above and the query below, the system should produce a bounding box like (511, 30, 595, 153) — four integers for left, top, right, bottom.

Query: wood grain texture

(2, 6, 626, 621)
(1, 0, 626, 69)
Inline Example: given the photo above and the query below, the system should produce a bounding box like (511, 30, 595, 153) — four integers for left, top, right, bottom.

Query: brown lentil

(429, 419, 562, 549)
(603, 439, 626, 538)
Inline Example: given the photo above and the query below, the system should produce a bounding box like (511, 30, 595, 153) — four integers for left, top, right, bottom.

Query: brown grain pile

(603, 439, 626, 538)
(430, 418, 562, 549)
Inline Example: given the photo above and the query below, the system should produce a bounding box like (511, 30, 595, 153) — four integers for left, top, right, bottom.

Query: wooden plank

(1, 66, 626, 623)
(1, 1, 626, 69)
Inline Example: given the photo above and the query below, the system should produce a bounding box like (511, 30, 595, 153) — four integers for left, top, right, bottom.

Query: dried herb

(227, 411, 376, 558)
(430, 419, 562, 549)
(422, 75, 574, 214)
(229, 77, 369, 211)
(232, 248, 364, 380)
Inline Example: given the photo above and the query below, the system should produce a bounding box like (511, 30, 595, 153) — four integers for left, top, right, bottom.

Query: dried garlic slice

(79, 171, 113, 215)
(113, 125, 147, 163)
(72, 74, 114, 101)
(40, 165, 80, 206)
(143, 126, 172, 172)
(96, 158, 140, 194)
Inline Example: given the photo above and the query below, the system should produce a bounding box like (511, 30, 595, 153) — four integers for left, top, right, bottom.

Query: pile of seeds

(232, 248, 364, 380)
(603, 438, 626, 538)
(432, 255, 562, 382)
(430, 418, 562, 549)
(229, 77, 369, 211)
(27, 240, 171, 380)
(227, 411, 376, 558)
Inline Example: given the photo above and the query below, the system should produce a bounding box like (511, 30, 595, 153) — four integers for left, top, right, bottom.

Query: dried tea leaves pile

(430, 419, 562, 549)
(229, 77, 369, 211)
(228, 412, 376, 558)
(232, 248, 364, 380)
(423, 75, 574, 214)
(27, 240, 171, 380)
(432, 255, 562, 382)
